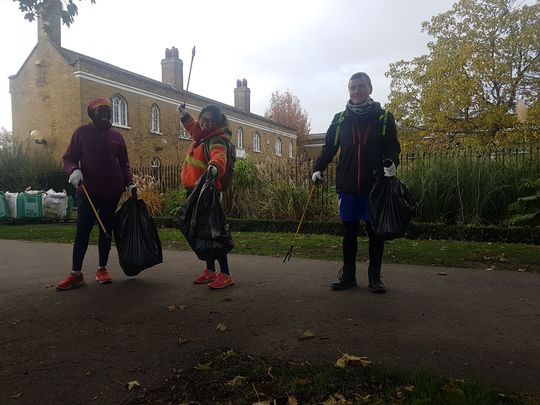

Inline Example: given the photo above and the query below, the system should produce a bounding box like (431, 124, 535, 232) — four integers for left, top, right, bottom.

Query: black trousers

(342, 221, 384, 270)
(72, 194, 121, 272)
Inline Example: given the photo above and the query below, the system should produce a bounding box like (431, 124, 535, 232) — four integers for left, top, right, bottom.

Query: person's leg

(94, 195, 120, 284)
(331, 193, 360, 290)
(216, 255, 229, 275)
(73, 195, 95, 273)
(194, 260, 218, 284)
(96, 195, 120, 268)
(366, 222, 386, 293)
(331, 220, 359, 290)
(208, 254, 233, 289)
(56, 195, 93, 289)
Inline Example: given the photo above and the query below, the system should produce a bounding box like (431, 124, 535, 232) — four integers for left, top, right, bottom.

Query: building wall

(11, 42, 297, 171)
(10, 41, 82, 167)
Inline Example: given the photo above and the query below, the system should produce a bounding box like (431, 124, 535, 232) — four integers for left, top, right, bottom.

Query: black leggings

(72, 194, 121, 272)
(206, 256, 230, 275)
(343, 221, 384, 269)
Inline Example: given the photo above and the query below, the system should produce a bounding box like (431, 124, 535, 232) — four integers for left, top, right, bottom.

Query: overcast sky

(1, 0, 460, 133)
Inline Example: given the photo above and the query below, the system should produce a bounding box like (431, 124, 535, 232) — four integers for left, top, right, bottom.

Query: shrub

(0, 129, 58, 192)
(400, 153, 539, 225)
(163, 188, 187, 217)
(506, 177, 540, 226)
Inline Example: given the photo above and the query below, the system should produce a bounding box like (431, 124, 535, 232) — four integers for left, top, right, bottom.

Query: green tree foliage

(265, 90, 311, 146)
(386, 0, 540, 146)
(14, 0, 95, 27)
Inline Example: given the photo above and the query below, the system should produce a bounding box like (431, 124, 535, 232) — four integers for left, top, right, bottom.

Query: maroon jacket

(63, 124, 133, 197)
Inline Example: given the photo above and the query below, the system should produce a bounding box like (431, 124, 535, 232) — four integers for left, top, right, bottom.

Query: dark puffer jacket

(314, 103, 401, 193)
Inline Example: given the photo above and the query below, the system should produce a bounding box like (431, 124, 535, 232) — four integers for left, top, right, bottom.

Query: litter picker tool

(283, 182, 316, 262)
(182, 46, 196, 107)
(81, 184, 110, 239)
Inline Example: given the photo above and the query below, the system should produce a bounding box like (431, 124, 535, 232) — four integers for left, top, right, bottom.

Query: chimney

(234, 78, 251, 112)
(161, 47, 183, 91)
(37, 0, 62, 46)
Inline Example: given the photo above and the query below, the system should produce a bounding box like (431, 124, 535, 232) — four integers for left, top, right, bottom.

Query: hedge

(155, 217, 539, 245)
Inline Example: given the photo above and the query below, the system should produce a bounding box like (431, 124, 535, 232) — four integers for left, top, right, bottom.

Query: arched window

(150, 104, 160, 133)
(253, 132, 261, 152)
(151, 157, 162, 168)
(275, 138, 282, 156)
(112, 94, 128, 127)
(288, 140, 294, 158)
(237, 127, 244, 149)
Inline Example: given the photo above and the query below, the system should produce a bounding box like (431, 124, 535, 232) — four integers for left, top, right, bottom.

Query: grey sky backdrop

(1, 0, 460, 133)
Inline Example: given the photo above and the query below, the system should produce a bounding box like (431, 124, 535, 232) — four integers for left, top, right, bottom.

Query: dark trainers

(56, 273, 85, 290)
(193, 269, 218, 284)
(331, 267, 357, 290)
(96, 268, 112, 284)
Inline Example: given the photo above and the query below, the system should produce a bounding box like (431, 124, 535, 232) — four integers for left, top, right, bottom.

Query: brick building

(9, 1, 297, 169)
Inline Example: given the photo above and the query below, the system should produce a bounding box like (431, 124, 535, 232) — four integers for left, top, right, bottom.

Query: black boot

(331, 266, 357, 290)
(368, 266, 386, 293)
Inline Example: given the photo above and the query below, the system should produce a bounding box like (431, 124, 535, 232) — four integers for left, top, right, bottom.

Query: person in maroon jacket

(56, 97, 134, 290)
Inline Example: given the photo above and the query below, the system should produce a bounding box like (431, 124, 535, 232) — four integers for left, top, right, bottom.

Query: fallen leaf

(287, 396, 298, 405)
(223, 296, 233, 301)
(216, 323, 227, 332)
(336, 354, 371, 368)
(226, 375, 247, 386)
(126, 380, 140, 391)
(166, 305, 177, 312)
(178, 337, 188, 345)
(195, 362, 212, 371)
(298, 329, 315, 340)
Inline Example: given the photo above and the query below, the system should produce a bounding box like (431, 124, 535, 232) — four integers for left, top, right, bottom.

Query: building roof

(51, 44, 296, 136)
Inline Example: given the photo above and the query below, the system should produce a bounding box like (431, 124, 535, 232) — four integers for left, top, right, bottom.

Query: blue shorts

(338, 192, 370, 222)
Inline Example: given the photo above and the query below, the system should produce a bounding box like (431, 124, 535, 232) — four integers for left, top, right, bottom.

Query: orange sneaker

(96, 268, 112, 284)
(56, 273, 85, 290)
(193, 269, 218, 284)
(208, 273, 233, 289)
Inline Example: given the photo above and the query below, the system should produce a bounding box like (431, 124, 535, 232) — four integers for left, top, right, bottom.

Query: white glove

(311, 171, 323, 183)
(126, 184, 137, 196)
(69, 169, 83, 187)
(383, 161, 397, 177)
(176, 103, 186, 116)
(207, 164, 218, 177)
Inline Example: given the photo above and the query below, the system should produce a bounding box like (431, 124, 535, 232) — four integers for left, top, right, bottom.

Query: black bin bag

(176, 173, 233, 261)
(369, 175, 416, 241)
(114, 191, 163, 276)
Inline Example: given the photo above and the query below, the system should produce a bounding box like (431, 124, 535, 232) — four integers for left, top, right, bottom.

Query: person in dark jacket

(177, 103, 234, 289)
(56, 97, 134, 290)
(312, 72, 400, 293)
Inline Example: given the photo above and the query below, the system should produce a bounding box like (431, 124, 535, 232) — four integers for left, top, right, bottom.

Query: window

(112, 94, 128, 127)
(288, 140, 294, 158)
(237, 127, 244, 149)
(150, 104, 160, 133)
(275, 138, 282, 156)
(253, 132, 261, 152)
(151, 157, 161, 168)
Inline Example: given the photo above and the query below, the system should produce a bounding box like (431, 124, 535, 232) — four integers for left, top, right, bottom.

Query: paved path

(0, 239, 539, 404)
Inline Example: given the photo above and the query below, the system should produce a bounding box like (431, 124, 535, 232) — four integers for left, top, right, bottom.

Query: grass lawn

(0, 223, 538, 272)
